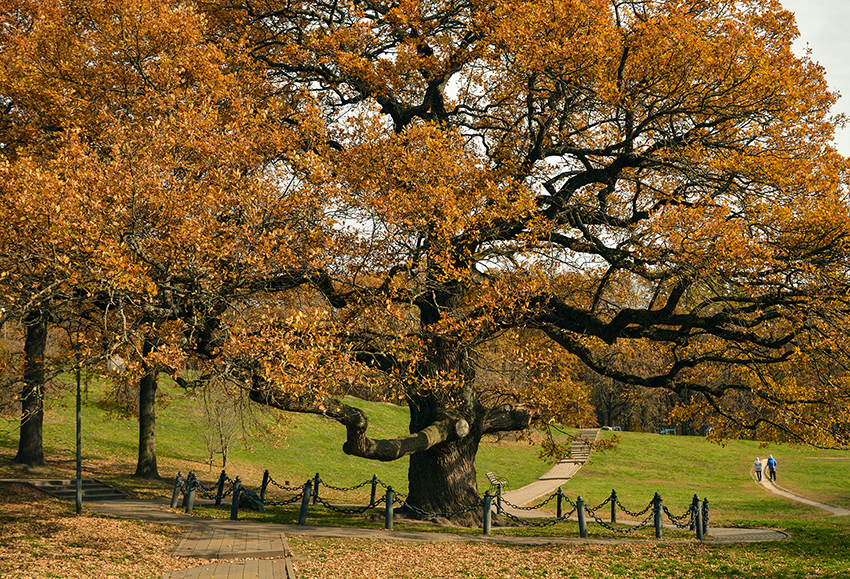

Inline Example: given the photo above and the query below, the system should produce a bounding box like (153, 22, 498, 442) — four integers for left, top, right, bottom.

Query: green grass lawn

(4, 375, 850, 578)
(0, 375, 556, 498)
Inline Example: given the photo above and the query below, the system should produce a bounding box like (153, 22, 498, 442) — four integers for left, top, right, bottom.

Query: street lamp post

(75, 336, 82, 515)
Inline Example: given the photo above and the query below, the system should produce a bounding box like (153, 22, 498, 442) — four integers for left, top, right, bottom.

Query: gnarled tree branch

(249, 387, 469, 461)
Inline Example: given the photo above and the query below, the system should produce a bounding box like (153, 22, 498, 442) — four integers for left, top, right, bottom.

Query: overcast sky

(780, 0, 850, 155)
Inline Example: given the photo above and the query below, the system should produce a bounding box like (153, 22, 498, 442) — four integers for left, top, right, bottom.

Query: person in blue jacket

(766, 455, 777, 481)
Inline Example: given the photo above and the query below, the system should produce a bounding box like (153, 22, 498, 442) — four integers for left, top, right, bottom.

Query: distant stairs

(20, 479, 126, 501)
(566, 428, 600, 464)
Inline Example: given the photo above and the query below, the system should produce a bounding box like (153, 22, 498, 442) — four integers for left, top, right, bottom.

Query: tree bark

(13, 311, 48, 468)
(405, 425, 485, 525)
(134, 337, 159, 478)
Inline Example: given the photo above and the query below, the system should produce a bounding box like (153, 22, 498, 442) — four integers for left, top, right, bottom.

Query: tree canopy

(2, 0, 850, 518)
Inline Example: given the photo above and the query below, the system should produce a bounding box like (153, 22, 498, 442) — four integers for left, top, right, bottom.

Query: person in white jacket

(753, 457, 763, 481)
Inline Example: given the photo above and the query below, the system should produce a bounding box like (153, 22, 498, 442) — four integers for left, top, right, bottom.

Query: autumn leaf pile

(0, 484, 208, 578)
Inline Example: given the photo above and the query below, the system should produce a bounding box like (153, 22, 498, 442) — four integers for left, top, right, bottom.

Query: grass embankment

(2, 376, 850, 577)
(0, 376, 553, 497)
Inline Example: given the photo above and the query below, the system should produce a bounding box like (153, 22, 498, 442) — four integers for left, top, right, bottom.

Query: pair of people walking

(753, 455, 777, 482)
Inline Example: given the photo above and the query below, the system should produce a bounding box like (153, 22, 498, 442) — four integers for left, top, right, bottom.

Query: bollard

(260, 470, 270, 502)
(170, 472, 183, 509)
(312, 472, 320, 505)
(181, 472, 194, 509)
(298, 480, 312, 525)
(384, 487, 394, 530)
(689, 494, 699, 531)
(483, 491, 492, 535)
(702, 498, 709, 536)
(184, 472, 197, 514)
(215, 470, 227, 507)
(653, 493, 663, 539)
(556, 487, 563, 519)
(496, 484, 502, 514)
(695, 496, 704, 541)
(370, 475, 378, 506)
(610, 489, 617, 524)
(577, 495, 587, 538)
(230, 477, 242, 521)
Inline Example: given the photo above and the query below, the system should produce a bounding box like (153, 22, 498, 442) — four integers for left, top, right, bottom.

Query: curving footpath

(758, 476, 850, 517)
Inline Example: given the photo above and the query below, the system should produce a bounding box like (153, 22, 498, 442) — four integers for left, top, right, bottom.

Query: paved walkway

(758, 477, 850, 516)
(11, 436, 819, 579)
(500, 428, 599, 514)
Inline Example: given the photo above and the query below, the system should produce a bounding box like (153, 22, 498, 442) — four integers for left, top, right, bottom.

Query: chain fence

(167, 469, 710, 540)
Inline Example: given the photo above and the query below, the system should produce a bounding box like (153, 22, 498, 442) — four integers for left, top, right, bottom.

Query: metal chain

(264, 492, 307, 507)
(499, 507, 577, 527)
(587, 508, 655, 534)
(317, 496, 386, 514)
(398, 498, 482, 519)
(174, 469, 705, 538)
(615, 497, 653, 518)
(317, 477, 374, 492)
(663, 504, 695, 529)
(191, 479, 220, 500)
(500, 492, 559, 511)
(588, 496, 612, 512)
(266, 474, 303, 492)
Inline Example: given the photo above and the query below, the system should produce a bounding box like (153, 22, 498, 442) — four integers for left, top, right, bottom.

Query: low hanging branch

(249, 387, 471, 462)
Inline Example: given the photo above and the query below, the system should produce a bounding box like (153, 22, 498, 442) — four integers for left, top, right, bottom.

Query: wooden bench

(486, 471, 508, 494)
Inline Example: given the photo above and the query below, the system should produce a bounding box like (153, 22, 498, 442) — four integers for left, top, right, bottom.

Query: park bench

(486, 471, 508, 494)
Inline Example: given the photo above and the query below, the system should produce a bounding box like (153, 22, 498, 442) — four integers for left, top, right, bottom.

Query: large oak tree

(4, 0, 850, 523)
(209, 0, 850, 522)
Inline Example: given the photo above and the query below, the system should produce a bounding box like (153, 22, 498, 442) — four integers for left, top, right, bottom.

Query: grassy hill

(2, 373, 850, 526)
(0, 375, 556, 497)
(4, 376, 850, 578)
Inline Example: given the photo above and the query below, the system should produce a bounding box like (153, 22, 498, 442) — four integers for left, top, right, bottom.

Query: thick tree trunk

(401, 376, 488, 526)
(405, 430, 485, 525)
(13, 312, 48, 468)
(134, 338, 159, 478)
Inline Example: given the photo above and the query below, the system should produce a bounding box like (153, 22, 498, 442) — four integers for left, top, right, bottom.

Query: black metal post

(312, 472, 320, 505)
(689, 494, 699, 531)
(483, 491, 492, 535)
(384, 487, 395, 531)
(185, 472, 196, 514)
(695, 496, 704, 541)
(556, 487, 563, 519)
(370, 475, 378, 506)
(215, 470, 227, 507)
(496, 484, 502, 514)
(298, 480, 312, 525)
(702, 498, 709, 536)
(170, 472, 184, 509)
(385, 487, 394, 530)
(577, 496, 587, 538)
(653, 493, 663, 539)
(260, 470, 270, 502)
(182, 472, 194, 509)
(230, 476, 242, 520)
(610, 489, 617, 524)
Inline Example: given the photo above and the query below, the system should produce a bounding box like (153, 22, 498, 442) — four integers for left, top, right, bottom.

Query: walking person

(753, 457, 763, 482)
(767, 455, 777, 481)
